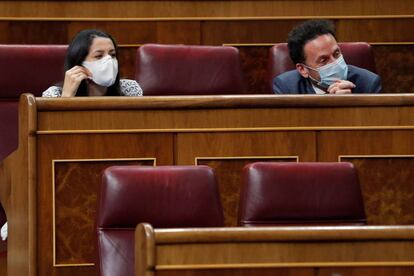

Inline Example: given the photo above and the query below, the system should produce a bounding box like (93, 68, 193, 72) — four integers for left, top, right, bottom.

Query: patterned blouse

(42, 79, 143, 97)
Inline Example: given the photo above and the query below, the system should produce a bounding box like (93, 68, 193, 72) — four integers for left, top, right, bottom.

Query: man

(273, 20, 381, 94)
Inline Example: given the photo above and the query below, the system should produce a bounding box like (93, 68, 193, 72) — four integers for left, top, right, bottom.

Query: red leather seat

(97, 165, 224, 276)
(0, 45, 66, 271)
(0, 44, 67, 160)
(135, 44, 246, 95)
(239, 162, 366, 226)
(268, 42, 376, 91)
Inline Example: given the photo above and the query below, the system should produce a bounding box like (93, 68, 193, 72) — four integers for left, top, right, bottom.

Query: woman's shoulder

(42, 86, 62, 97)
(119, 79, 143, 96)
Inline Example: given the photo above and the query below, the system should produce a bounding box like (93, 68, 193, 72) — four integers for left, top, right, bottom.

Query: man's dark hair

(287, 20, 336, 64)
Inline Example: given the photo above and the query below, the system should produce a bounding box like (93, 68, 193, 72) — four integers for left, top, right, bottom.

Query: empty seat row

(97, 162, 366, 276)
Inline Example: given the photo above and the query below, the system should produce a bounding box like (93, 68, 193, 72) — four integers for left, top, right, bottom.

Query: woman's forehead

(89, 37, 115, 52)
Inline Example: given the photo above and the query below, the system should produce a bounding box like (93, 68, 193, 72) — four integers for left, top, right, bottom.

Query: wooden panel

(118, 47, 137, 79)
(136, 225, 414, 276)
(37, 133, 174, 275)
(70, 21, 201, 44)
(68, 21, 159, 44)
(156, 268, 313, 276)
(318, 130, 414, 225)
(0, 0, 413, 18)
(155, 21, 201, 44)
(238, 45, 272, 93)
(0, 22, 7, 42)
(1, 18, 413, 45)
(176, 132, 316, 226)
(55, 159, 154, 265)
(176, 132, 316, 164)
(5, 94, 414, 275)
(340, 157, 414, 225)
(156, 241, 414, 264)
(373, 45, 414, 94)
(7, 21, 68, 44)
(202, 20, 301, 45)
(203, 18, 414, 45)
(37, 105, 414, 132)
(336, 19, 414, 43)
(319, 267, 414, 276)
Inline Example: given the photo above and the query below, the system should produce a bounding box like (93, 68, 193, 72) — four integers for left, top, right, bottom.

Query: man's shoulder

(347, 65, 379, 80)
(273, 69, 312, 94)
(347, 65, 381, 93)
(274, 69, 303, 82)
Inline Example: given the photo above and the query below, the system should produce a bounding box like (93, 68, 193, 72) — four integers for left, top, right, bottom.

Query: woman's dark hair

(64, 29, 120, 96)
(287, 20, 336, 64)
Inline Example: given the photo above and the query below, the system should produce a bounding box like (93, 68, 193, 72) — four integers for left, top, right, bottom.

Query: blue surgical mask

(304, 55, 348, 88)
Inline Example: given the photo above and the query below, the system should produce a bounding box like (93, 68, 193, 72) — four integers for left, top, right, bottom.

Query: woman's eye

(95, 55, 103, 59)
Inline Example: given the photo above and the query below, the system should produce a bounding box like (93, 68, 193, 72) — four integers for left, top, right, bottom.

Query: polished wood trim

(153, 226, 414, 243)
(34, 94, 414, 111)
(195, 155, 298, 165)
(0, 15, 413, 21)
(35, 126, 414, 135)
(136, 223, 155, 276)
(156, 262, 414, 270)
(1, 94, 39, 276)
(52, 157, 157, 163)
(136, 224, 414, 275)
(339, 154, 414, 162)
(53, 263, 94, 268)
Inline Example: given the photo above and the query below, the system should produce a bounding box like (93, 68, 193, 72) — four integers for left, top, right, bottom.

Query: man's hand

(61, 66, 92, 97)
(327, 80, 356, 94)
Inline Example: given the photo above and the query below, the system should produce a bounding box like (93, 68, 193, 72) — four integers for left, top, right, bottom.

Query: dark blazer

(273, 65, 382, 94)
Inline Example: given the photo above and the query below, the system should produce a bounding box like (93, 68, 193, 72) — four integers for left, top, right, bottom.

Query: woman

(42, 29, 142, 97)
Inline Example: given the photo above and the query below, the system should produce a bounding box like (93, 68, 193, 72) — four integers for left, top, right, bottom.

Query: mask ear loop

(301, 64, 329, 92)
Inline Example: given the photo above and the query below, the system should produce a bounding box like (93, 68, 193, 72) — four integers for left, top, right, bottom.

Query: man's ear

(296, 63, 309, 78)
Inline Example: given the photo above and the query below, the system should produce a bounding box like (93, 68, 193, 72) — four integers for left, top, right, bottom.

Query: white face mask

(82, 55, 118, 87)
(303, 55, 348, 88)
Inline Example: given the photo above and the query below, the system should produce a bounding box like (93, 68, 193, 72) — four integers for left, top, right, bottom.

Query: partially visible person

(273, 20, 381, 94)
(1, 222, 6, 241)
(43, 29, 142, 97)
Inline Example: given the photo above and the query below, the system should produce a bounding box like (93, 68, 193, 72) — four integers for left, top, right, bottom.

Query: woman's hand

(61, 66, 92, 97)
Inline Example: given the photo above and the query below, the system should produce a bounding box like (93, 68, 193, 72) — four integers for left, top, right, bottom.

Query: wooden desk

(1, 93, 414, 275)
(135, 224, 414, 276)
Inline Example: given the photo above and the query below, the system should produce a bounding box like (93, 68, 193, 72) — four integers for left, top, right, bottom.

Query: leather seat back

(97, 165, 224, 276)
(239, 162, 366, 226)
(136, 44, 246, 95)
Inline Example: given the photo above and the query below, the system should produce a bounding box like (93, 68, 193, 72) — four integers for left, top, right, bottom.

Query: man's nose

(327, 55, 339, 64)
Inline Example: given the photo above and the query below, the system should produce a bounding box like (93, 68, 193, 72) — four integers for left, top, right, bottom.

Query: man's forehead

(303, 34, 339, 61)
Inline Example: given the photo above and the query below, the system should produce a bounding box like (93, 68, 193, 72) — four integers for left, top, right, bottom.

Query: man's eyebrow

(316, 54, 329, 61)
